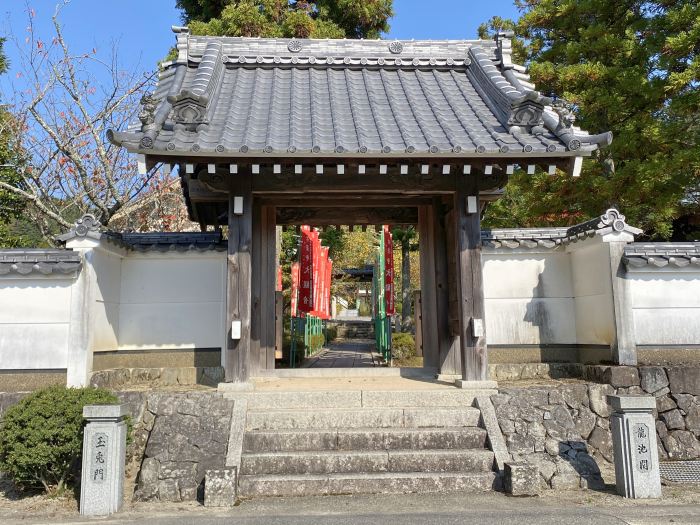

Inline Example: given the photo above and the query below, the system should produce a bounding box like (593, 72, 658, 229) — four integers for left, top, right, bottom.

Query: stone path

(302, 339, 378, 368)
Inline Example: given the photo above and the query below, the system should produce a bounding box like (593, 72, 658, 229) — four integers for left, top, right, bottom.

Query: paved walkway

(302, 339, 378, 368)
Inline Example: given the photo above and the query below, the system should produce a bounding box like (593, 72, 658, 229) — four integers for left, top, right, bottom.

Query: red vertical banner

(298, 226, 314, 313)
(290, 262, 300, 317)
(318, 246, 329, 318)
(384, 225, 395, 315)
(325, 258, 333, 319)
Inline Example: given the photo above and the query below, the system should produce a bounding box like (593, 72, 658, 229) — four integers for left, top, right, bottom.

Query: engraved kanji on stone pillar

(80, 404, 128, 516)
(607, 395, 662, 498)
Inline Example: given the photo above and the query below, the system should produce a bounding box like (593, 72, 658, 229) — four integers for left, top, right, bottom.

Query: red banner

(317, 246, 330, 319)
(290, 262, 300, 317)
(298, 226, 314, 313)
(384, 225, 395, 315)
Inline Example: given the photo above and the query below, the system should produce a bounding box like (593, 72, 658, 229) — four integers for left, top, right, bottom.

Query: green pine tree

(176, 0, 393, 39)
(480, 1, 700, 240)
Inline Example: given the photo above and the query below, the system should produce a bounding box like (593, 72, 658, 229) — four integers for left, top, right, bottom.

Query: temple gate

(109, 28, 610, 385)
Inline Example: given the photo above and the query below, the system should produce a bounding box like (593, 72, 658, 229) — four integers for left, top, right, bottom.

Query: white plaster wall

(483, 251, 576, 345)
(0, 277, 73, 369)
(90, 248, 122, 351)
(117, 253, 226, 350)
(629, 269, 700, 345)
(569, 241, 615, 345)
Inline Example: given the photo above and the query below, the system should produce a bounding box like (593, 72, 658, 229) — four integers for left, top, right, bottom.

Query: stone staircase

(330, 319, 375, 339)
(232, 389, 499, 497)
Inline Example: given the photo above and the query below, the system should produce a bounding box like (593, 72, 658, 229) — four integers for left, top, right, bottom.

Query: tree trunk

(401, 240, 411, 332)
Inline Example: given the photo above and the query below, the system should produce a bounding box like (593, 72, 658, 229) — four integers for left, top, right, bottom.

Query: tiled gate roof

(109, 29, 610, 160)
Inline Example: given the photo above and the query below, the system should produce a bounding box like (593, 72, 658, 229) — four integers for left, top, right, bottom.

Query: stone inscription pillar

(80, 404, 127, 516)
(607, 395, 662, 498)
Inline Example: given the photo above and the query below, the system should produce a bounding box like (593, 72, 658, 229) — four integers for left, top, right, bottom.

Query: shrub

(325, 325, 338, 343)
(392, 332, 416, 360)
(0, 385, 119, 494)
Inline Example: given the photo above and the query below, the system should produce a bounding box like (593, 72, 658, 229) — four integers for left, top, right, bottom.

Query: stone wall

(492, 366, 700, 490)
(129, 392, 233, 502)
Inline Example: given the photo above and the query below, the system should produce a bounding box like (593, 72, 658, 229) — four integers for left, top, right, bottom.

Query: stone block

(588, 426, 613, 463)
(588, 384, 614, 418)
(656, 395, 677, 413)
(550, 459, 581, 490)
(550, 405, 575, 429)
(607, 366, 640, 388)
(655, 420, 668, 440)
(561, 385, 589, 409)
(686, 404, 700, 432)
(504, 462, 540, 496)
(205, 468, 237, 507)
(506, 432, 536, 454)
(660, 409, 685, 430)
(667, 367, 700, 395)
(663, 430, 700, 460)
(639, 367, 669, 394)
(673, 394, 694, 413)
(157, 479, 181, 502)
(575, 406, 597, 440)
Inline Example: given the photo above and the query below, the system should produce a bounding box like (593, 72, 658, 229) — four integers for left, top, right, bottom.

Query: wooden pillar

(225, 174, 253, 383)
(413, 290, 423, 357)
(418, 205, 439, 370)
(433, 196, 461, 376)
(454, 179, 488, 382)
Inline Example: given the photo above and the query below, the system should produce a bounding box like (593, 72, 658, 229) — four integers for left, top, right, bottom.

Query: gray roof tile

(109, 29, 610, 159)
(623, 243, 700, 269)
(0, 249, 82, 276)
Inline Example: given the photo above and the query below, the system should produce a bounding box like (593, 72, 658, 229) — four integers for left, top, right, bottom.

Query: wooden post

(413, 290, 423, 357)
(418, 205, 439, 370)
(433, 196, 461, 376)
(226, 174, 253, 383)
(454, 179, 488, 382)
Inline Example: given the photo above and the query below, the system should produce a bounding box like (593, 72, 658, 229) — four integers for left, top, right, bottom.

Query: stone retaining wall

(90, 367, 224, 389)
(130, 392, 233, 502)
(492, 366, 700, 490)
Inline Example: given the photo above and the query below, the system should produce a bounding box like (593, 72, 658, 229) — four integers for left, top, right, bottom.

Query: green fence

(289, 313, 325, 367)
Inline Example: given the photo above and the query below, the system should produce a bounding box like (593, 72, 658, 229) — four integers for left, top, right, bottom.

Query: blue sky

(1, 0, 521, 85)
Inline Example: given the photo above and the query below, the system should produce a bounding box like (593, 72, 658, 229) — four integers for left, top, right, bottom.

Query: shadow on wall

(558, 441, 607, 491)
(522, 271, 562, 363)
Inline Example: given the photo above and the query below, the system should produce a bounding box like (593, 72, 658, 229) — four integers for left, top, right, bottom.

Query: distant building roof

(109, 28, 610, 160)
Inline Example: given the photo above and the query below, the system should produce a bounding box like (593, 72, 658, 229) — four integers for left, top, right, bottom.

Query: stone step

(240, 449, 495, 476)
(235, 389, 487, 410)
(238, 471, 499, 497)
(243, 427, 488, 453)
(245, 407, 481, 431)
